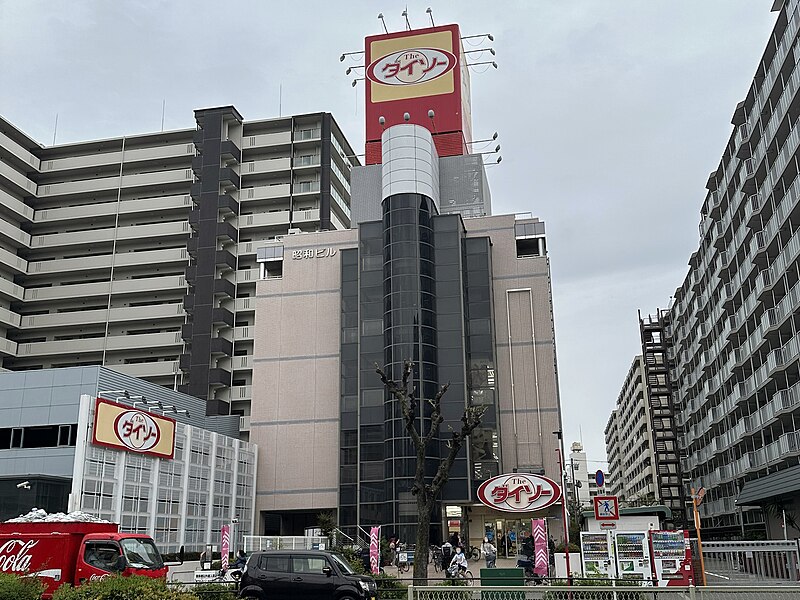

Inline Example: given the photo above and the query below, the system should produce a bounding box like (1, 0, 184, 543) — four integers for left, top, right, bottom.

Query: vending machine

(612, 531, 653, 582)
(579, 531, 615, 578)
(649, 529, 693, 586)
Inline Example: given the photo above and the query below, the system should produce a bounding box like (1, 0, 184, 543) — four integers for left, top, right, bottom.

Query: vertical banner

(221, 525, 230, 571)
(532, 518, 549, 577)
(369, 526, 381, 575)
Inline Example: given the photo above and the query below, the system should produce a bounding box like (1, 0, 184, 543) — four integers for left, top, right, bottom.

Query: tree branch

(375, 361, 422, 448)
(430, 404, 487, 497)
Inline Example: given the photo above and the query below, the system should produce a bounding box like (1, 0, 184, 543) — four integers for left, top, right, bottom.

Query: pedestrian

(481, 536, 496, 569)
(498, 533, 506, 557)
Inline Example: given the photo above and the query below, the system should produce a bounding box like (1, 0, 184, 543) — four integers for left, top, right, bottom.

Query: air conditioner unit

(287, 228, 302, 235)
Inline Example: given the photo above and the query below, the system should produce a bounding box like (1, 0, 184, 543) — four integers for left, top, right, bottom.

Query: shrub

(374, 572, 406, 599)
(191, 583, 237, 600)
(0, 572, 45, 600)
(337, 546, 368, 575)
(52, 575, 196, 600)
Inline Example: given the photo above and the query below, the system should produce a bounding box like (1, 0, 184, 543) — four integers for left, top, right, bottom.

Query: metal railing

(408, 585, 800, 599)
(243, 535, 328, 551)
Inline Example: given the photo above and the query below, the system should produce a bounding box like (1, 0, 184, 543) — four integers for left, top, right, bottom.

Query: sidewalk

(385, 555, 523, 584)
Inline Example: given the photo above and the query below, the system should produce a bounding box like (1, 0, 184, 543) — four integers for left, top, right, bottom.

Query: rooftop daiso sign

(477, 473, 562, 513)
(364, 23, 472, 163)
(92, 397, 176, 459)
(366, 48, 457, 86)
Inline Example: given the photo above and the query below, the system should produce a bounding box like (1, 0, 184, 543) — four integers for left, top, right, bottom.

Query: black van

(238, 549, 378, 600)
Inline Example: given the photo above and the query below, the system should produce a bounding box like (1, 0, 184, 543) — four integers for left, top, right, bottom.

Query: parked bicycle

(396, 544, 414, 573)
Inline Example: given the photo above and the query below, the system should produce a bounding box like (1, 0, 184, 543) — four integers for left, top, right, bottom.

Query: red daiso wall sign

(364, 24, 473, 164)
(92, 397, 176, 459)
(477, 473, 562, 513)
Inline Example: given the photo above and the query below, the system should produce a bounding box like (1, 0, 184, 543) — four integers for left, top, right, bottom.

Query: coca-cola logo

(0, 539, 37, 573)
(89, 573, 109, 581)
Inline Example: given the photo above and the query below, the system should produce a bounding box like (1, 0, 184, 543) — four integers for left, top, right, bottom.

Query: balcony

(238, 211, 291, 229)
(208, 367, 232, 388)
(219, 167, 240, 191)
(216, 249, 237, 271)
(242, 131, 292, 149)
(213, 278, 236, 298)
(220, 140, 242, 164)
(210, 337, 233, 356)
(241, 157, 291, 176)
(239, 183, 291, 202)
(212, 307, 234, 327)
(218, 194, 239, 216)
(216, 220, 238, 243)
(239, 415, 251, 432)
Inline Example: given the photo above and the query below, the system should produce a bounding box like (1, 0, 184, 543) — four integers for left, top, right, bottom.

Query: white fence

(243, 535, 328, 552)
(408, 586, 800, 600)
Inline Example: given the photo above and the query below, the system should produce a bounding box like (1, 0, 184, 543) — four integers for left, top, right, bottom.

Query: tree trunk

(413, 495, 433, 583)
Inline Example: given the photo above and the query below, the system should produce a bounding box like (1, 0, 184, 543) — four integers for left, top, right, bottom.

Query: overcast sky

(0, 1, 778, 465)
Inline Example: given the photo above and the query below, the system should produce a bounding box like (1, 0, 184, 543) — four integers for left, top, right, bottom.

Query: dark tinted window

(292, 556, 329, 574)
(259, 555, 290, 572)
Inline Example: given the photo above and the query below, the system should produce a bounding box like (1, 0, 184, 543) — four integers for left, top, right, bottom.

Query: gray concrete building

(0, 107, 357, 426)
(0, 366, 255, 553)
(666, 0, 800, 538)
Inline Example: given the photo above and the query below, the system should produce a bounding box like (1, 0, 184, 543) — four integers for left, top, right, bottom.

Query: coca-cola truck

(0, 520, 175, 598)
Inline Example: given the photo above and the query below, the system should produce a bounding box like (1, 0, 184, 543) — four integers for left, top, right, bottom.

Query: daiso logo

(114, 410, 161, 452)
(367, 47, 457, 86)
(0, 539, 37, 573)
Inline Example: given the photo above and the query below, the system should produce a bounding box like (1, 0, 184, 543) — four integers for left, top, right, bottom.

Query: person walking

(481, 537, 496, 569)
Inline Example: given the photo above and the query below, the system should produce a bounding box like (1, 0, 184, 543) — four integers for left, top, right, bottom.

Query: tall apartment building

(605, 357, 660, 505)
(639, 311, 686, 527)
(0, 107, 357, 424)
(667, 0, 800, 538)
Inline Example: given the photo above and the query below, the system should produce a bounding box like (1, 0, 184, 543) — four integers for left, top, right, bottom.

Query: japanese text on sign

(291, 248, 338, 260)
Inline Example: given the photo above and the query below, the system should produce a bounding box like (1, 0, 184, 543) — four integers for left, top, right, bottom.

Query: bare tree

(376, 359, 486, 582)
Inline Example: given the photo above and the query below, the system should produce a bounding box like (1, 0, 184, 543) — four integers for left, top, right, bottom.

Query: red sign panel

(364, 24, 472, 163)
(593, 496, 620, 521)
(92, 397, 176, 459)
(477, 473, 562, 513)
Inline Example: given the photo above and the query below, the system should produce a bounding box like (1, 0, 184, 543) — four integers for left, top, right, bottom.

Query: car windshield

(120, 538, 164, 569)
(330, 553, 356, 575)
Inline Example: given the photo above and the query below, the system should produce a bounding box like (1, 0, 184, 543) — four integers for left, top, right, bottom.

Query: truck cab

(77, 533, 167, 584)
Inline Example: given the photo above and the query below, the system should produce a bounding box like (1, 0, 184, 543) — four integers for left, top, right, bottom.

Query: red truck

(0, 520, 175, 598)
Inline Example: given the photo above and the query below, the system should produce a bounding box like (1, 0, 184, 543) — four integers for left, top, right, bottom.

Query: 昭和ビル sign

(477, 473, 562, 513)
(92, 397, 176, 459)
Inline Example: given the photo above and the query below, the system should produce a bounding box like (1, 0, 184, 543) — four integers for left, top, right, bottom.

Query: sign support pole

(556, 447, 571, 585)
(691, 487, 706, 586)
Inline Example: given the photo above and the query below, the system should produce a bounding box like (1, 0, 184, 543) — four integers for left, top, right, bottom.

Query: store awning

(736, 464, 800, 506)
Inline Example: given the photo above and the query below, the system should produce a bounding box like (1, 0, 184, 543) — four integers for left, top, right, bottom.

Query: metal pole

(557, 448, 571, 585)
(691, 487, 707, 586)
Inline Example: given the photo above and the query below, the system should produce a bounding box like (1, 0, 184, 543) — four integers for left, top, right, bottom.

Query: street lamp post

(553, 431, 571, 585)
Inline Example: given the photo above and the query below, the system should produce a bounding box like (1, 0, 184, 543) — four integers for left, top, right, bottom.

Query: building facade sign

(476, 473, 562, 513)
(91, 398, 175, 459)
(290, 247, 338, 260)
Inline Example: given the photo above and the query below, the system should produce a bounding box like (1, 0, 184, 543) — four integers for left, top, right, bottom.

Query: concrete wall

(251, 229, 357, 515)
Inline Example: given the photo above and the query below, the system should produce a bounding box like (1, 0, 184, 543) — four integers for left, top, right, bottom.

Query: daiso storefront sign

(477, 473, 562, 513)
(364, 23, 472, 163)
(92, 397, 176, 459)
